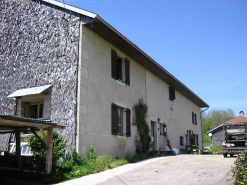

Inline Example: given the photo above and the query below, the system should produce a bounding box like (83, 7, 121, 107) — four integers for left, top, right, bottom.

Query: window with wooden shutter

(192, 112, 197, 125)
(111, 49, 117, 79)
(126, 108, 131, 137)
(195, 114, 197, 125)
(111, 103, 118, 135)
(125, 58, 130, 86)
(169, 86, 175, 101)
(192, 112, 194, 124)
(180, 136, 184, 146)
(111, 49, 130, 86)
(117, 58, 122, 80)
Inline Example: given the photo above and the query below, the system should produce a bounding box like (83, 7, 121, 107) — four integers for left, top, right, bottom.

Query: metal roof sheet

(7, 84, 52, 98)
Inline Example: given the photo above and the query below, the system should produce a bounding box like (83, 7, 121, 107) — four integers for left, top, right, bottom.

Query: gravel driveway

(58, 155, 236, 185)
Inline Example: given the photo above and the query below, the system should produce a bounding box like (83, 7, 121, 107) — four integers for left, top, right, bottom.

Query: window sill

(116, 134, 126, 138)
(116, 80, 126, 86)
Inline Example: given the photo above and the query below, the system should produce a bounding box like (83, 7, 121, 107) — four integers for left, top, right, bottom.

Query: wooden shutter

(192, 112, 194, 124)
(169, 86, 175, 100)
(111, 49, 117, 79)
(112, 103, 118, 135)
(117, 58, 122, 80)
(195, 114, 197, 125)
(125, 58, 130, 86)
(126, 108, 131, 137)
(24, 103, 29, 118)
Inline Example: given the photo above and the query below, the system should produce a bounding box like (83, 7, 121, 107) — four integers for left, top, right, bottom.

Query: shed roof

(0, 115, 65, 133)
(40, 0, 209, 108)
(7, 84, 52, 98)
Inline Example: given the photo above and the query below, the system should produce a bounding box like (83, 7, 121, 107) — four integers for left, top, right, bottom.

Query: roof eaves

(207, 124, 223, 134)
(41, 0, 97, 19)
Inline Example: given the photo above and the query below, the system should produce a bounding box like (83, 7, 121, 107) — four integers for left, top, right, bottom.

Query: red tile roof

(224, 116, 247, 123)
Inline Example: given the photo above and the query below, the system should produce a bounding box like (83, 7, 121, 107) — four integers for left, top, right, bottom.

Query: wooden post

(15, 130, 21, 169)
(45, 128, 53, 174)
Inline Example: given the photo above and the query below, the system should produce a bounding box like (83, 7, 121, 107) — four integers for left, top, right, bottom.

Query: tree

(203, 109, 235, 134)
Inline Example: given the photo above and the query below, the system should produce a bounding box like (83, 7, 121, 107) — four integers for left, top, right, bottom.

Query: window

(160, 123, 167, 135)
(9, 143, 33, 156)
(180, 136, 184, 146)
(21, 102, 43, 119)
(192, 112, 197, 125)
(194, 134, 198, 146)
(117, 107, 123, 135)
(111, 103, 131, 137)
(169, 86, 175, 101)
(111, 49, 130, 85)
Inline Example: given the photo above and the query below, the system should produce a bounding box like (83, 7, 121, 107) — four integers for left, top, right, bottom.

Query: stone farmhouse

(0, 0, 209, 157)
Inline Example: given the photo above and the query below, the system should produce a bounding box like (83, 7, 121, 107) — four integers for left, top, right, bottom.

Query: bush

(232, 151, 247, 184)
(89, 144, 97, 161)
(27, 130, 66, 171)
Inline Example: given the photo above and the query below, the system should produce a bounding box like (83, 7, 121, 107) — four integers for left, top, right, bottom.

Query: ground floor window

(111, 103, 131, 137)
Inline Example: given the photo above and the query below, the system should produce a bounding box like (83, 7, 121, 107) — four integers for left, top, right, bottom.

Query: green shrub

(232, 151, 247, 184)
(27, 130, 66, 171)
(70, 147, 87, 165)
(89, 144, 97, 161)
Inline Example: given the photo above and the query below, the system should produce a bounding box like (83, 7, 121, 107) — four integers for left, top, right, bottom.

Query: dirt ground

(60, 154, 236, 185)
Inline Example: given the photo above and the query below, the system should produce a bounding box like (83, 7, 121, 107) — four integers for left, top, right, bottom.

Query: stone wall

(212, 129, 225, 147)
(0, 0, 81, 149)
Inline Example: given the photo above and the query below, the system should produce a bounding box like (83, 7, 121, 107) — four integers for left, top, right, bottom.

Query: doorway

(151, 121, 157, 150)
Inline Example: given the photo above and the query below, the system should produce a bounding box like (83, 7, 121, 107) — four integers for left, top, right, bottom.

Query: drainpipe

(200, 107, 209, 151)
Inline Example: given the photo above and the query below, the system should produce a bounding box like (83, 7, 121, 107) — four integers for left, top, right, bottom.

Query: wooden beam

(0, 118, 66, 129)
(15, 130, 21, 169)
(45, 128, 53, 174)
(31, 129, 47, 149)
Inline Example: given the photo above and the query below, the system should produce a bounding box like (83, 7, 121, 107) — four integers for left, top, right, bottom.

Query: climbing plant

(133, 98, 151, 153)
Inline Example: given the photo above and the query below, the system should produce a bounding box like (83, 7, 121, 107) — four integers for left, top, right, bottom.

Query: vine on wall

(133, 98, 151, 153)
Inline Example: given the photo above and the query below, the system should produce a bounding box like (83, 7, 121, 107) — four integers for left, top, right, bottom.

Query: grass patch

(211, 145, 223, 154)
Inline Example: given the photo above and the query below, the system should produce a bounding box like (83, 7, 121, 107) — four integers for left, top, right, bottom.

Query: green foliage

(203, 133, 211, 144)
(70, 147, 87, 165)
(133, 98, 151, 153)
(210, 146, 222, 154)
(232, 151, 247, 184)
(109, 158, 128, 168)
(202, 109, 235, 134)
(27, 130, 66, 170)
(89, 144, 97, 161)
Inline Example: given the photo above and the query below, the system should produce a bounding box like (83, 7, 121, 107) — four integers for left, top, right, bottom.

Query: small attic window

(169, 86, 175, 101)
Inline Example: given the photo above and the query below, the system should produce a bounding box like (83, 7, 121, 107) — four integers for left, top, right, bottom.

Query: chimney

(239, 111, 244, 117)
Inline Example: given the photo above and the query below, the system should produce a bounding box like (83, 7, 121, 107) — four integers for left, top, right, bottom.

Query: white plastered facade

(76, 25, 203, 157)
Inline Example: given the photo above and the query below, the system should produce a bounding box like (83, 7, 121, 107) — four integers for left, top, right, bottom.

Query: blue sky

(58, 0, 247, 117)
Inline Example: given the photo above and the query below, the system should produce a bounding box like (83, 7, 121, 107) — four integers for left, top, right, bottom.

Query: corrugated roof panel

(7, 84, 52, 98)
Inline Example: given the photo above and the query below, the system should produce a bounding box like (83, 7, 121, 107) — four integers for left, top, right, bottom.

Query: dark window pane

(30, 104, 38, 118)
(39, 103, 43, 118)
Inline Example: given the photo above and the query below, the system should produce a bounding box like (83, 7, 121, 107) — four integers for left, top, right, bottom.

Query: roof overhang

(7, 84, 52, 98)
(0, 115, 65, 133)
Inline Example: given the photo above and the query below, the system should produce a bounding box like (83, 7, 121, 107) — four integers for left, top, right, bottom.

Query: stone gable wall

(0, 0, 81, 149)
(212, 129, 225, 147)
